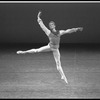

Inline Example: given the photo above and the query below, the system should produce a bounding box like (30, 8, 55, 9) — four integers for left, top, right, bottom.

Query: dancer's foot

(17, 51, 26, 54)
(61, 75, 68, 84)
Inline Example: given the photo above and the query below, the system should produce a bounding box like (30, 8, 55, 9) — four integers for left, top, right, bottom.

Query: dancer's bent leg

(35, 44, 51, 53)
(52, 49, 68, 84)
(17, 44, 51, 54)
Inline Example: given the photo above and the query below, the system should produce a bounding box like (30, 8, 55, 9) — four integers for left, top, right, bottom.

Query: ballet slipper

(17, 51, 25, 54)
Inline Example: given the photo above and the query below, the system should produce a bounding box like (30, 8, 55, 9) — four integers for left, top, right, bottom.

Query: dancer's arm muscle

(59, 27, 83, 36)
(37, 11, 50, 36)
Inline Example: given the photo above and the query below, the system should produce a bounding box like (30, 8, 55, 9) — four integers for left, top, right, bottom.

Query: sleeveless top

(48, 30, 61, 49)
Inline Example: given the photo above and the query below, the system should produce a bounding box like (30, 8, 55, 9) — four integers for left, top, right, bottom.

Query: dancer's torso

(48, 30, 61, 49)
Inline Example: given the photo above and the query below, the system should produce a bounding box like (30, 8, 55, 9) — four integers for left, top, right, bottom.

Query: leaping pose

(17, 11, 83, 84)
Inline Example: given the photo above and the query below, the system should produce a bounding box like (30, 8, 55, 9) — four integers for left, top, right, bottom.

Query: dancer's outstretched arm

(59, 27, 83, 36)
(37, 11, 50, 36)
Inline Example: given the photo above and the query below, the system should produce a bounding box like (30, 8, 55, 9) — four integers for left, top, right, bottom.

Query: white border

(0, 1, 100, 3)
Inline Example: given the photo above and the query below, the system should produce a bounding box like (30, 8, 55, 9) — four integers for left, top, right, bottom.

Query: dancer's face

(49, 21, 56, 30)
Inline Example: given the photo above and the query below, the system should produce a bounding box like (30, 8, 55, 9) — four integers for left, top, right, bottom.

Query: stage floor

(0, 44, 100, 98)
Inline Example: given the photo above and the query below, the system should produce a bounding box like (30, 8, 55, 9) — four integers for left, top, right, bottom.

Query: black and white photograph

(0, 1, 100, 98)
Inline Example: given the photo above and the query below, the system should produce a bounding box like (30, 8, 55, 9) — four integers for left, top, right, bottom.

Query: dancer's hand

(37, 11, 42, 18)
(37, 11, 42, 22)
(77, 27, 83, 31)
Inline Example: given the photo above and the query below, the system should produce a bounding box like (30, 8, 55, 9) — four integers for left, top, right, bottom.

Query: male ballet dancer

(17, 11, 83, 84)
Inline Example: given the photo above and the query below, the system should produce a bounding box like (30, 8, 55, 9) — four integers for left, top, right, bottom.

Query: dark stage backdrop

(0, 3, 100, 43)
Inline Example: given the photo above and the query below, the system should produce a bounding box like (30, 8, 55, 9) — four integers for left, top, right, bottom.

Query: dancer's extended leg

(53, 49, 68, 84)
(17, 44, 51, 54)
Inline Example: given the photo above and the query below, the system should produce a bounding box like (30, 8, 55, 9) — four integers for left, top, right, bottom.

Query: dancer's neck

(52, 28, 57, 32)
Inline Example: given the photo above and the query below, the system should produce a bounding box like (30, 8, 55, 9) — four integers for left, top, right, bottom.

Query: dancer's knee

(35, 47, 44, 53)
(35, 49, 40, 53)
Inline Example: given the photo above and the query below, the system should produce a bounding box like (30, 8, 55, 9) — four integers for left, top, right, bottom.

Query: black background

(0, 3, 100, 44)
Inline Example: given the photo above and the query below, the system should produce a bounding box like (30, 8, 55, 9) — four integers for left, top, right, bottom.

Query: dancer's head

(49, 21, 56, 30)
